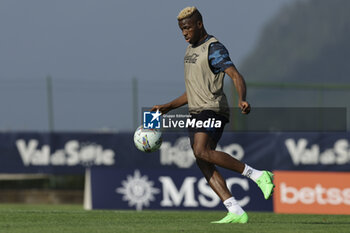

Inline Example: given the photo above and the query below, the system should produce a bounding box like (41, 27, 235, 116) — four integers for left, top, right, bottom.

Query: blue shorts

(188, 110, 228, 146)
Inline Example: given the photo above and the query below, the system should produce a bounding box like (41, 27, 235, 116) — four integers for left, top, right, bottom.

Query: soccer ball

(133, 125, 162, 153)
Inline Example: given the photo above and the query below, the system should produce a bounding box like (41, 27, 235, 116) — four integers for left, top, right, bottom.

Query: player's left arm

(208, 41, 250, 114)
(225, 66, 251, 114)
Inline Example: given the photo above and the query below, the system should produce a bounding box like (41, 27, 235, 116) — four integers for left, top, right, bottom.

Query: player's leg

(192, 132, 245, 172)
(195, 158, 231, 201)
(196, 158, 248, 224)
(192, 132, 248, 223)
(190, 131, 230, 200)
(192, 132, 274, 200)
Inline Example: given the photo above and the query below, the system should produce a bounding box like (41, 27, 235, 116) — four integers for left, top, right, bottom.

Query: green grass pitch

(0, 204, 349, 233)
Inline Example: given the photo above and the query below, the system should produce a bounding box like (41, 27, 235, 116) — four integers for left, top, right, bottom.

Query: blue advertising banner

(160, 132, 350, 172)
(275, 132, 350, 171)
(0, 133, 118, 174)
(1, 132, 350, 173)
(90, 167, 273, 211)
(1, 131, 349, 211)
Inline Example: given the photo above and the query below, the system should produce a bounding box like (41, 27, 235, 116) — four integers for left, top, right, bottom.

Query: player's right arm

(150, 92, 187, 114)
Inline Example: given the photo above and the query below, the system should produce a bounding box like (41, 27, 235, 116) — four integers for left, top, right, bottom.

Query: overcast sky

(0, 0, 297, 132)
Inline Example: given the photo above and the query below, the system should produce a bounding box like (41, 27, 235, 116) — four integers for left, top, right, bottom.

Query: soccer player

(151, 6, 274, 224)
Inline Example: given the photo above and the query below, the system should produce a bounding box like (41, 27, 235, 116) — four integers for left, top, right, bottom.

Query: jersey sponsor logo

(184, 53, 199, 64)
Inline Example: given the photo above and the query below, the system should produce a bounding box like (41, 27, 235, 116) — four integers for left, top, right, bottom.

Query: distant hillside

(240, 0, 350, 84)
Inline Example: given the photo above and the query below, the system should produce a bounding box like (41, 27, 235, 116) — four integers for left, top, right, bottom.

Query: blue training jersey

(192, 35, 234, 74)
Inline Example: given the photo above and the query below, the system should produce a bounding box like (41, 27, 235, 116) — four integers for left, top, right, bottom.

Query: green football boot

(256, 171, 275, 199)
(211, 212, 248, 224)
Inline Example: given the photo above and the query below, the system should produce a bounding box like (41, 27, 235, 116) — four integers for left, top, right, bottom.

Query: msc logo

(143, 110, 162, 129)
